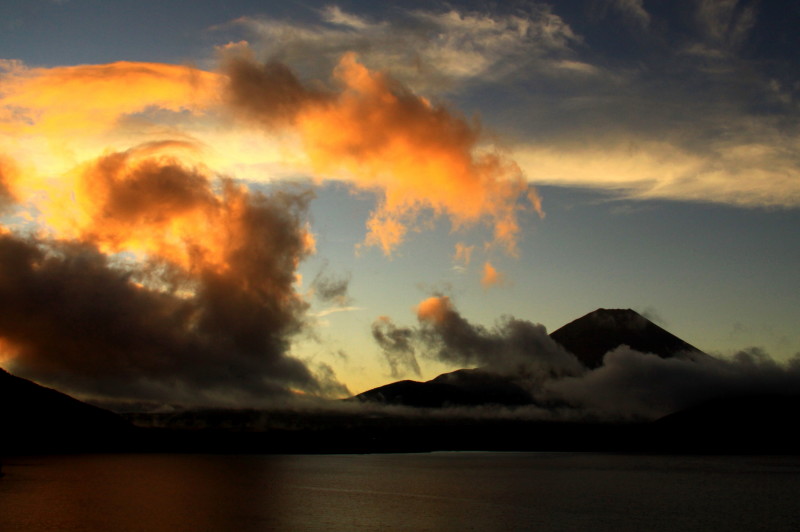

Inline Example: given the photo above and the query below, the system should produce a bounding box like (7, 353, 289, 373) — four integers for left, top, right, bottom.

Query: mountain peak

(549, 308, 704, 368)
(586, 307, 646, 321)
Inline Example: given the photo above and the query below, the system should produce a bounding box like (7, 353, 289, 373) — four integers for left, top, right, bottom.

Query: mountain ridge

(0, 367, 133, 453)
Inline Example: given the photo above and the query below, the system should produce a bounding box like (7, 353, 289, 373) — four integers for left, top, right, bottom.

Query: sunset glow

(0, 0, 798, 405)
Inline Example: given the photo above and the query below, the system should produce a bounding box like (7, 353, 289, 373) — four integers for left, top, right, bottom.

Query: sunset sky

(1, 0, 798, 406)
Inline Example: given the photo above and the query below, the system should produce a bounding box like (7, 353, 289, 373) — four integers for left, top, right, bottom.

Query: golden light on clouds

(1, 0, 798, 408)
(2, 53, 538, 259)
(223, 50, 540, 255)
(297, 53, 535, 255)
(0, 61, 220, 135)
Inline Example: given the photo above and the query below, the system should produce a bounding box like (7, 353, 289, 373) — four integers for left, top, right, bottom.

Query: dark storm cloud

(415, 296, 584, 379)
(310, 267, 352, 306)
(0, 235, 313, 405)
(222, 53, 325, 128)
(371, 316, 421, 378)
(370, 296, 583, 383)
(0, 148, 349, 406)
(312, 362, 351, 398)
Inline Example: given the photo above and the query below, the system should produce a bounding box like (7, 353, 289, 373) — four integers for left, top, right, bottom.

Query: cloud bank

(548, 346, 800, 420)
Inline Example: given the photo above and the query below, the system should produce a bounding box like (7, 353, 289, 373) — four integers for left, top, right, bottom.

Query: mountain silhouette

(549, 308, 705, 368)
(648, 393, 800, 453)
(0, 367, 132, 453)
(356, 308, 707, 407)
(355, 368, 533, 408)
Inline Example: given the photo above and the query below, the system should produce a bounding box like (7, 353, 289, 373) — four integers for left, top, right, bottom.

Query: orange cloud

(27, 142, 315, 291)
(3, 55, 539, 258)
(416, 295, 453, 325)
(454, 242, 474, 265)
(481, 261, 506, 288)
(0, 61, 220, 136)
(1, 61, 224, 196)
(224, 52, 538, 255)
(0, 154, 18, 205)
(300, 53, 532, 254)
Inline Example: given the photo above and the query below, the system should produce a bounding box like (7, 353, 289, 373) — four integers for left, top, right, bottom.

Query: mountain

(355, 368, 532, 408)
(0, 367, 133, 453)
(549, 308, 705, 368)
(356, 308, 707, 407)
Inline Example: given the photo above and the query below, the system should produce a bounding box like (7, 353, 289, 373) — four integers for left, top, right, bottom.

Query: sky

(1, 0, 799, 411)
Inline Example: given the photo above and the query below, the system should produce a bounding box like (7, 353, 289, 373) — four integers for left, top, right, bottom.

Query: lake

(1, 453, 799, 531)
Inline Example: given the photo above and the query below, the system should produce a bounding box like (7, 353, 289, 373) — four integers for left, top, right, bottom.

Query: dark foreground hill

(0, 368, 133, 453)
(355, 308, 707, 408)
(651, 393, 800, 453)
(2, 364, 799, 454)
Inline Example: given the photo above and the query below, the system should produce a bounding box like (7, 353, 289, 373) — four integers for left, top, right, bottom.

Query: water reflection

(2, 453, 799, 531)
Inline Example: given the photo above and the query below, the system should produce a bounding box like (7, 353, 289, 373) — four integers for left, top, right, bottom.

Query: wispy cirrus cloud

(312, 306, 363, 319)
(694, 0, 757, 51)
(501, 0, 800, 209)
(514, 133, 800, 208)
(231, 4, 585, 93)
(610, 0, 651, 29)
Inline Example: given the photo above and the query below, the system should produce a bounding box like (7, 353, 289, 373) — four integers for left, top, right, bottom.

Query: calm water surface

(1, 453, 799, 531)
